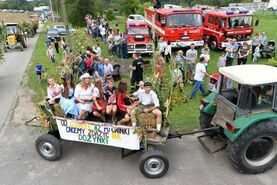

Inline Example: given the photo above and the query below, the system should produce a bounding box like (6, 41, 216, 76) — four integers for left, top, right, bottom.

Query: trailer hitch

(167, 126, 220, 139)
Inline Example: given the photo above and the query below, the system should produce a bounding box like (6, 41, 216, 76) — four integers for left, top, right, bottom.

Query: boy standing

(190, 57, 211, 99)
(186, 43, 198, 84)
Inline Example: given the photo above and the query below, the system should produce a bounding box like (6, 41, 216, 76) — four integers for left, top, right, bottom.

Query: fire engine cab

(203, 8, 258, 50)
(126, 18, 153, 54)
(145, 4, 204, 48)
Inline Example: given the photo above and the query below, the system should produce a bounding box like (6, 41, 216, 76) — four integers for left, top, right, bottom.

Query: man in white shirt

(113, 33, 121, 59)
(130, 82, 166, 137)
(103, 58, 114, 76)
(190, 57, 211, 99)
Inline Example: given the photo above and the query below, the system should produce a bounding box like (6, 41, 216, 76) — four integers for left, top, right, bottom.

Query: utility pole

(60, 0, 72, 47)
(49, 0, 54, 22)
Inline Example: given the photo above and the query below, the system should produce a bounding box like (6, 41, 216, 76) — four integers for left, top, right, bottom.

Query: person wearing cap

(130, 82, 166, 137)
(60, 73, 79, 119)
(74, 73, 94, 120)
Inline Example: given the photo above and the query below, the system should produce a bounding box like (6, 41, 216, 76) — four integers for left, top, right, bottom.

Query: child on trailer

(130, 82, 166, 137)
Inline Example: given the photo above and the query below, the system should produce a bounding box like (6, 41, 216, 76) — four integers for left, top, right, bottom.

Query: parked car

(46, 28, 60, 41)
(53, 25, 76, 35)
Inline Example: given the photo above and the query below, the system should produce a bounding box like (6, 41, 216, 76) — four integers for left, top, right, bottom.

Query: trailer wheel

(139, 150, 169, 178)
(35, 133, 63, 161)
(227, 120, 277, 174)
(209, 37, 218, 51)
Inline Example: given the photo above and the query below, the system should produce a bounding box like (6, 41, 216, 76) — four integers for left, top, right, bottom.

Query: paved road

(0, 25, 276, 185)
(0, 27, 41, 130)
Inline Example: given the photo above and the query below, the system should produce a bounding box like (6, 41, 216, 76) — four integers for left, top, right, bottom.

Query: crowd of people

(85, 14, 129, 60)
(155, 31, 272, 99)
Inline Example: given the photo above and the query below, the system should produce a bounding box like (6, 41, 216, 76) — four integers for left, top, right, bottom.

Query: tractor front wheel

(227, 120, 277, 174)
(19, 36, 27, 48)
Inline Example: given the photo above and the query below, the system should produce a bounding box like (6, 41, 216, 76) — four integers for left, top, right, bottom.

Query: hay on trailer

(137, 113, 157, 128)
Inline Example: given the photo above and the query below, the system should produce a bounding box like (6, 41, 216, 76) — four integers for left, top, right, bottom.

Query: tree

(119, 0, 140, 16)
(64, 0, 96, 27)
(106, 9, 115, 21)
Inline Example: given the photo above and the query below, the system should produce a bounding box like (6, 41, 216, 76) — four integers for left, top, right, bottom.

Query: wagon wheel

(35, 133, 63, 161)
(139, 149, 169, 178)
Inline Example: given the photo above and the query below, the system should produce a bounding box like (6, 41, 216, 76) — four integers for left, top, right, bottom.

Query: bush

(106, 9, 115, 21)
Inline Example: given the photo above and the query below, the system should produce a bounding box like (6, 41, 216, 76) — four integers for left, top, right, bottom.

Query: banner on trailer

(55, 117, 140, 150)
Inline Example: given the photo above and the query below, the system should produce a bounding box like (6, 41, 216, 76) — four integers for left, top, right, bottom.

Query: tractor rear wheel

(19, 35, 27, 48)
(227, 120, 277, 174)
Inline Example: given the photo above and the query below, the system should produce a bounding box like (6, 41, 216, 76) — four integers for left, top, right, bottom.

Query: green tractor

(199, 64, 277, 174)
(4, 23, 27, 52)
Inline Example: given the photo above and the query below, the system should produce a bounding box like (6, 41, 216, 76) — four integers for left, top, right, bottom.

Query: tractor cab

(199, 64, 277, 174)
(213, 65, 277, 131)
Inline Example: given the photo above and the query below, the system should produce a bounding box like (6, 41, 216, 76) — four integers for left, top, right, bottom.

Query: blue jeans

(122, 43, 128, 59)
(101, 34, 106, 44)
(50, 56, 55, 64)
(190, 80, 206, 99)
(115, 45, 121, 58)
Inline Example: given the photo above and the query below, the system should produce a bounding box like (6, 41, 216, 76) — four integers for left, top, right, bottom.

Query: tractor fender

(201, 92, 217, 116)
(225, 112, 277, 142)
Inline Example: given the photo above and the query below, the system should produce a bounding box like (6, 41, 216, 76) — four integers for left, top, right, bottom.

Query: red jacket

(117, 92, 127, 112)
(86, 57, 92, 69)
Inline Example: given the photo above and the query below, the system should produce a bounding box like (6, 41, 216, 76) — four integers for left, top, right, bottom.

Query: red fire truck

(145, 5, 204, 48)
(126, 18, 153, 54)
(203, 8, 258, 50)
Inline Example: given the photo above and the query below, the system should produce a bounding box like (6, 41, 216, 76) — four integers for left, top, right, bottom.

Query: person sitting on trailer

(130, 82, 166, 137)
